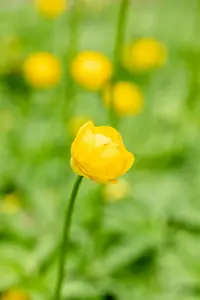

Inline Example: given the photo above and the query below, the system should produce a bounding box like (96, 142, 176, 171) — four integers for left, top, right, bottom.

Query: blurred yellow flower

(0, 109, 14, 133)
(2, 289, 29, 300)
(71, 121, 134, 184)
(24, 52, 61, 88)
(103, 179, 130, 202)
(35, 0, 67, 18)
(123, 38, 167, 71)
(0, 193, 21, 215)
(67, 116, 89, 137)
(103, 81, 144, 116)
(70, 51, 113, 91)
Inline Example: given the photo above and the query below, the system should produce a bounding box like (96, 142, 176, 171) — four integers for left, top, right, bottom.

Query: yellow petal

(70, 157, 91, 179)
(75, 120, 94, 140)
(71, 121, 94, 160)
(92, 133, 111, 148)
(70, 157, 84, 176)
(122, 151, 135, 174)
(108, 179, 118, 184)
(90, 143, 124, 181)
(93, 125, 123, 144)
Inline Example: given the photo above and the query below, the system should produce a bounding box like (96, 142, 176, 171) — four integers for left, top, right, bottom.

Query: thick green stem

(53, 175, 83, 300)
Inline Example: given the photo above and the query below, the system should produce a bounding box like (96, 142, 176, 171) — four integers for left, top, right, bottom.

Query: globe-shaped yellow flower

(71, 121, 134, 183)
(103, 82, 144, 116)
(24, 52, 61, 88)
(123, 38, 167, 71)
(70, 51, 113, 91)
(35, 0, 67, 18)
(2, 289, 29, 300)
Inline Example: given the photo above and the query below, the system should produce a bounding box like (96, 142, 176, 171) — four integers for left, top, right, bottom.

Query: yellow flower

(123, 38, 167, 71)
(67, 116, 89, 137)
(0, 193, 21, 215)
(70, 51, 113, 91)
(71, 121, 134, 184)
(0, 109, 14, 133)
(24, 52, 61, 88)
(35, 0, 67, 18)
(103, 82, 144, 116)
(103, 179, 130, 202)
(2, 289, 29, 300)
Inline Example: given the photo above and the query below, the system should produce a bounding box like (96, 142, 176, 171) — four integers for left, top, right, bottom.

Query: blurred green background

(1, 0, 200, 299)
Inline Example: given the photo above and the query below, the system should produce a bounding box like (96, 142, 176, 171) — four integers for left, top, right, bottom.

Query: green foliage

(0, 0, 200, 299)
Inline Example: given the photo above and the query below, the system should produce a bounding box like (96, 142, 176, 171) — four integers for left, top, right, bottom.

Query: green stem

(61, 1, 81, 123)
(67, 1, 81, 62)
(114, 0, 130, 66)
(109, 0, 130, 128)
(185, 0, 200, 110)
(53, 175, 83, 300)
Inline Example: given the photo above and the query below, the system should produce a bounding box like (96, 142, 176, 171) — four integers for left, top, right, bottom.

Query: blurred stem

(109, 0, 130, 128)
(114, 0, 130, 66)
(67, 1, 80, 62)
(185, 0, 200, 110)
(53, 175, 83, 300)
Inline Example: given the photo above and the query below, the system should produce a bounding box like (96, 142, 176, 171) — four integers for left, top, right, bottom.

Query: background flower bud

(103, 81, 144, 116)
(70, 51, 113, 91)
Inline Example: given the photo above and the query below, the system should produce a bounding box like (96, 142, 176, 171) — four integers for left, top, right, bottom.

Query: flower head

(2, 289, 29, 300)
(103, 82, 144, 116)
(70, 51, 113, 91)
(24, 52, 61, 88)
(71, 121, 134, 184)
(103, 179, 130, 202)
(123, 38, 167, 72)
(35, 0, 67, 18)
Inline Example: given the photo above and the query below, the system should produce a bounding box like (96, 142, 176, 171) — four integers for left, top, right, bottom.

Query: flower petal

(70, 157, 85, 177)
(93, 125, 123, 144)
(98, 144, 125, 180)
(75, 120, 94, 141)
(122, 151, 134, 174)
(71, 121, 94, 161)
